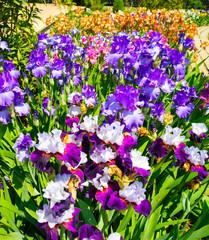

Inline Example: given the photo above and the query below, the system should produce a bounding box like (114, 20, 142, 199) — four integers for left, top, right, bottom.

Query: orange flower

(201, 41, 209, 50)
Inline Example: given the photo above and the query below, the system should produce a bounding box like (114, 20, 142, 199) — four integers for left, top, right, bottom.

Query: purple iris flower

(172, 89, 196, 118)
(38, 223, 59, 240)
(0, 41, 11, 51)
(50, 59, 66, 79)
(13, 133, 34, 162)
(105, 53, 123, 68)
(111, 35, 131, 54)
(174, 64, 185, 81)
(100, 94, 122, 116)
(142, 86, 160, 101)
(56, 143, 81, 168)
(174, 143, 189, 163)
(133, 199, 151, 217)
(183, 38, 194, 49)
(73, 75, 82, 86)
(0, 72, 19, 91)
(82, 85, 98, 107)
(26, 49, 51, 78)
(42, 97, 55, 116)
(3, 60, 20, 78)
(30, 150, 53, 175)
(0, 107, 11, 124)
(149, 137, 168, 159)
(63, 208, 81, 238)
(78, 224, 104, 240)
(115, 85, 141, 111)
(122, 109, 144, 131)
(149, 32, 162, 42)
(65, 117, 79, 128)
(0, 91, 14, 107)
(168, 49, 185, 65)
(191, 165, 208, 181)
(95, 180, 128, 211)
(178, 33, 185, 44)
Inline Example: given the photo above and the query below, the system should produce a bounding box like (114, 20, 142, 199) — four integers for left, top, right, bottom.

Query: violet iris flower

(78, 224, 104, 240)
(13, 133, 34, 162)
(26, 48, 51, 78)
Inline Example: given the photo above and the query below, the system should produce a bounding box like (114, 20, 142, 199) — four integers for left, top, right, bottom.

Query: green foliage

(0, 0, 40, 73)
(139, 0, 184, 10)
(113, 0, 124, 12)
(83, 0, 105, 11)
(184, 0, 207, 9)
(58, 0, 75, 8)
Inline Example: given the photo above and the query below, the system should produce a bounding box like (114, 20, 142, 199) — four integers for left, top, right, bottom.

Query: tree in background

(113, 0, 124, 12)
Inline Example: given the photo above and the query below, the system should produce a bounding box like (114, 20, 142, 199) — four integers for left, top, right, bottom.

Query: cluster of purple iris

(0, 40, 30, 124)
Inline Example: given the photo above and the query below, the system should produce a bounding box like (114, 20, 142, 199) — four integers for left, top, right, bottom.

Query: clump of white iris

(90, 147, 117, 164)
(36, 203, 74, 229)
(191, 123, 208, 136)
(119, 181, 146, 205)
(161, 125, 185, 147)
(35, 129, 66, 154)
(97, 121, 125, 145)
(80, 115, 98, 133)
(43, 174, 71, 208)
(184, 146, 208, 166)
(130, 149, 151, 170)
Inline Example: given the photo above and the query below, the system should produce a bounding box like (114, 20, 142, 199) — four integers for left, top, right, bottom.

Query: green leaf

(0, 125, 7, 139)
(0, 208, 19, 233)
(116, 206, 134, 233)
(0, 232, 27, 240)
(180, 205, 209, 240)
(156, 219, 189, 230)
(187, 224, 209, 239)
(0, 200, 38, 227)
(77, 199, 97, 226)
(141, 205, 163, 240)
(151, 189, 170, 213)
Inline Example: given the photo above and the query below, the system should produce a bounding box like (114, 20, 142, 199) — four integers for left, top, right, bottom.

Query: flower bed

(0, 8, 209, 240)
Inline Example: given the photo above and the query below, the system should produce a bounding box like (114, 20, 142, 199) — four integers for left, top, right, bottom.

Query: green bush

(139, 0, 184, 10)
(83, 0, 105, 11)
(113, 0, 124, 12)
(0, 0, 41, 73)
(183, 0, 206, 9)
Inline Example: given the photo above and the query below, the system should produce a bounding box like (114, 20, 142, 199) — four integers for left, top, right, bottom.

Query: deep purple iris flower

(168, 49, 185, 65)
(95, 180, 128, 211)
(149, 137, 168, 159)
(30, 150, 53, 174)
(56, 143, 81, 168)
(174, 143, 189, 162)
(191, 165, 208, 181)
(78, 224, 104, 240)
(133, 199, 151, 217)
(183, 38, 194, 49)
